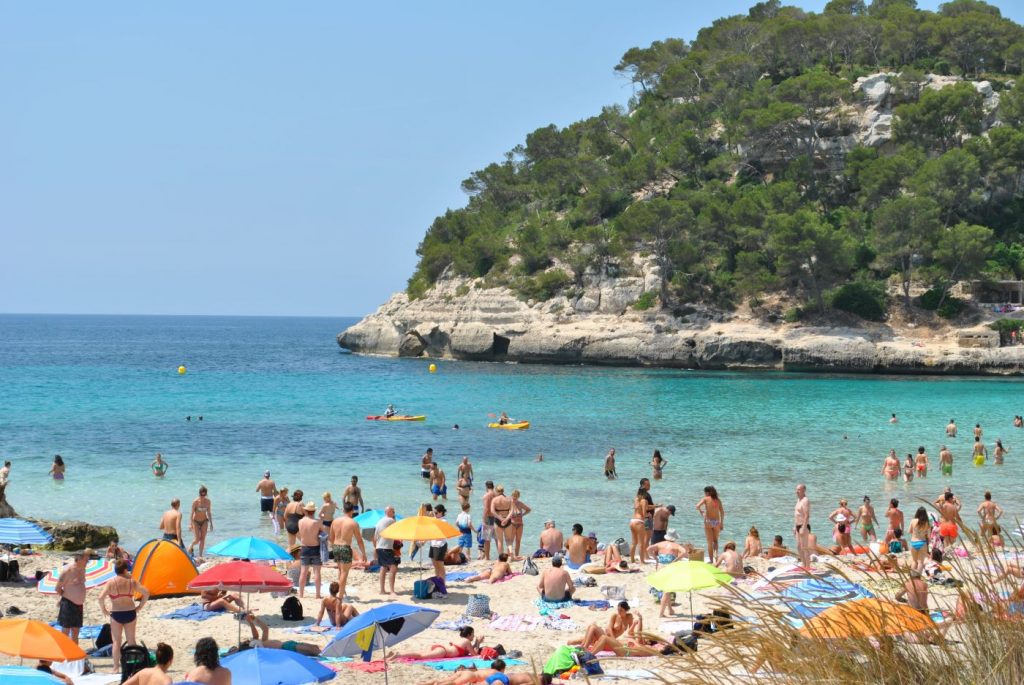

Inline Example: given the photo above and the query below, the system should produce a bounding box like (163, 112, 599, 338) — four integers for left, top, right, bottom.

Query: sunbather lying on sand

(465, 553, 513, 583)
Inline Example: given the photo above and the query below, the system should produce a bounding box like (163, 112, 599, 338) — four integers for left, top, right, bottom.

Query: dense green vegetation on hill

(407, 0, 1024, 321)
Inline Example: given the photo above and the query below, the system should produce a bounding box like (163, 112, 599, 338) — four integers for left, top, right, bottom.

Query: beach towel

(659, 620, 694, 634)
(434, 616, 474, 631)
(490, 614, 542, 632)
(50, 623, 103, 639)
(493, 572, 522, 583)
(289, 619, 343, 637)
(775, 577, 875, 619)
(71, 675, 121, 685)
(423, 658, 526, 671)
(445, 571, 476, 582)
(575, 599, 610, 609)
(536, 598, 574, 611)
(543, 617, 578, 631)
(598, 669, 659, 680)
(158, 603, 223, 621)
(346, 660, 389, 673)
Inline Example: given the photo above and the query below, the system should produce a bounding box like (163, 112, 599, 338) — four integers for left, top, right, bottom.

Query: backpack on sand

(281, 595, 303, 621)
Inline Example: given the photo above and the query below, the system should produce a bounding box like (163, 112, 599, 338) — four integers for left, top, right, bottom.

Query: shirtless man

(328, 503, 366, 601)
(884, 499, 904, 542)
(939, 445, 954, 476)
(972, 436, 988, 465)
(978, 491, 1004, 539)
(715, 541, 744, 577)
(159, 499, 183, 545)
(55, 549, 91, 643)
(856, 496, 879, 542)
(481, 481, 496, 560)
(342, 476, 365, 513)
(538, 556, 575, 601)
(881, 450, 900, 480)
(650, 504, 676, 544)
(421, 448, 434, 482)
(429, 464, 447, 501)
(539, 519, 564, 556)
(565, 524, 591, 570)
(937, 492, 963, 548)
(974, 423, 983, 439)
(570, 601, 637, 652)
(465, 553, 512, 583)
(297, 502, 323, 599)
(764, 535, 788, 559)
(794, 484, 810, 568)
(457, 456, 474, 485)
(604, 448, 617, 480)
(256, 471, 277, 517)
(946, 419, 957, 438)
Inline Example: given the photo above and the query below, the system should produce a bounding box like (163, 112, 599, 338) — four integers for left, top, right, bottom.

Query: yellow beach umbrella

(798, 598, 935, 640)
(379, 515, 460, 541)
(646, 560, 734, 617)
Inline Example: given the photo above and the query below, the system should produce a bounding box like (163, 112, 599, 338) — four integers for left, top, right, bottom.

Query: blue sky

(2, 1, 1022, 316)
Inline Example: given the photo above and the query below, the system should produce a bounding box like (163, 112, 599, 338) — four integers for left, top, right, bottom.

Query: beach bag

(479, 646, 499, 660)
(0, 560, 8, 582)
(466, 594, 491, 618)
(522, 558, 539, 576)
(573, 650, 604, 676)
(119, 642, 152, 682)
(413, 579, 434, 600)
(614, 537, 629, 557)
(281, 595, 303, 621)
(600, 585, 625, 601)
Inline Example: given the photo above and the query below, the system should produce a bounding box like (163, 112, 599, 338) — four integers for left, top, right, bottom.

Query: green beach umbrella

(646, 560, 733, 617)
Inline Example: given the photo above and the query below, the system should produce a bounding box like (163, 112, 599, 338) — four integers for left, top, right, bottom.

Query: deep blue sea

(1, 314, 1022, 551)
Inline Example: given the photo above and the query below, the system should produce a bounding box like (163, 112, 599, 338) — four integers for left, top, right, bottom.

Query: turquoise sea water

(1, 313, 1022, 552)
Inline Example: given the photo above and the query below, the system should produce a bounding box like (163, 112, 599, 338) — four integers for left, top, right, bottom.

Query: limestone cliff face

(338, 274, 1024, 375)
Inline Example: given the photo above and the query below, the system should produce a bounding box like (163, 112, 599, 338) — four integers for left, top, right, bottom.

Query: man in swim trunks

(298, 501, 324, 599)
(972, 436, 988, 465)
(430, 463, 447, 501)
(977, 491, 1003, 540)
(946, 419, 957, 437)
(374, 505, 398, 595)
(538, 519, 564, 557)
(565, 524, 591, 569)
(604, 449, 617, 479)
(538, 555, 575, 602)
(342, 475, 365, 513)
(457, 456, 474, 485)
(158, 499, 182, 545)
(939, 445, 954, 476)
(651, 504, 676, 544)
(763, 535, 789, 560)
(481, 480, 496, 560)
(794, 484, 810, 568)
(55, 549, 90, 643)
(329, 502, 366, 601)
(421, 448, 434, 481)
(856, 496, 878, 542)
(256, 470, 277, 516)
(975, 423, 983, 439)
(937, 492, 963, 548)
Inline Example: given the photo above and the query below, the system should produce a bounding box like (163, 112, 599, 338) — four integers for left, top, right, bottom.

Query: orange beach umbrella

(0, 618, 87, 662)
(379, 515, 460, 541)
(798, 598, 935, 639)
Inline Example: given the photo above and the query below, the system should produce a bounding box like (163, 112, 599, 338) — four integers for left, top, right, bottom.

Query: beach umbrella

(378, 516, 459, 541)
(321, 603, 440, 685)
(646, 560, 733, 617)
(798, 598, 936, 640)
(36, 558, 116, 595)
(222, 647, 335, 684)
(0, 619, 87, 662)
(0, 666, 66, 684)
(188, 561, 292, 644)
(0, 519, 53, 545)
(354, 510, 403, 542)
(751, 563, 828, 591)
(207, 536, 291, 561)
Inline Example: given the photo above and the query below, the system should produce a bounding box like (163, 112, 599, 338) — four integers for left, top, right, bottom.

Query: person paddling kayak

(384, 404, 396, 418)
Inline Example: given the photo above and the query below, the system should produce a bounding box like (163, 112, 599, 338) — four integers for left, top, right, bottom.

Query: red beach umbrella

(188, 561, 292, 645)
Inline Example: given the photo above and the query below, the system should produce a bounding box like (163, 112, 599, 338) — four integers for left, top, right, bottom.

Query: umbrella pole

(383, 637, 389, 685)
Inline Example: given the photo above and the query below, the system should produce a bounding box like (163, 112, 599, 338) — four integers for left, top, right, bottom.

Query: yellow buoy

(177, 365, 187, 375)
(428, 363, 437, 374)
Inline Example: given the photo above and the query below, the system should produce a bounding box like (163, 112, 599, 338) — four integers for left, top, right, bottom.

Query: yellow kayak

(488, 421, 530, 430)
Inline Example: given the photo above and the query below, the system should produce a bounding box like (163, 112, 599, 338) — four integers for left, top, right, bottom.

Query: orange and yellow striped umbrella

(798, 598, 935, 639)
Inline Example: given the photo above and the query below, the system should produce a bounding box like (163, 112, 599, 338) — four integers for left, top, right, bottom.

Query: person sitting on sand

(763, 535, 788, 559)
(314, 581, 359, 627)
(564, 524, 591, 570)
(227, 613, 322, 656)
(715, 541, 744, 577)
(570, 601, 638, 652)
(200, 589, 243, 614)
(646, 530, 692, 566)
(743, 527, 762, 559)
(895, 569, 929, 613)
(537, 519, 563, 557)
(465, 553, 513, 584)
(185, 637, 231, 684)
(35, 660, 73, 685)
(122, 642, 173, 685)
(388, 626, 483, 660)
(538, 556, 574, 602)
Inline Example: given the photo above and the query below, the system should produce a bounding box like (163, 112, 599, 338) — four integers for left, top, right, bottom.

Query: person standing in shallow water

(651, 450, 667, 480)
(604, 449, 617, 480)
(794, 484, 810, 569)
(151, 453, 168, 478)
(49, 455, 65, 480)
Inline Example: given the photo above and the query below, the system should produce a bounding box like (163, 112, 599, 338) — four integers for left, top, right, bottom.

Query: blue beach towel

(159, 603, 224, 621)
(423, 658, 526, 671)
(573, 599, 610, 610)
(445, 571, 476, 582)
(50, 623, 102, 640)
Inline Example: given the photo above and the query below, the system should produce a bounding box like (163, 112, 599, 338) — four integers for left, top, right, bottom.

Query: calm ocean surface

(1, 314, 1022, 551)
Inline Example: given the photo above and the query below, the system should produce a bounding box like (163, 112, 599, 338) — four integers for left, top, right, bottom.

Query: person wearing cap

(538, 520, 563, 557)
(895, 568, 929, 612)
(651, 504, 676, 544)
(256, 471, 277, 516)
(297, 501, 323, 599)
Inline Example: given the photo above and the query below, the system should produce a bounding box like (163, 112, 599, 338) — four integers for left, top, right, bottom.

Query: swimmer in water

(881, 449, 900, 480)
(915, 446, 928, 478)
(939, 445, 953, 476)
(151, 453, 169, 478)
(535, 454, 544, 462)
(946, 419, 957, 437)
(974, 423, 983, 439)
(49, 455, 65, 481)
(994, 439, 1008, 465)
(973, 436, 988, 466)
(903, 454, 915, 483)
(1014, 416, 1023, 428)
(890, 413, 898, 424)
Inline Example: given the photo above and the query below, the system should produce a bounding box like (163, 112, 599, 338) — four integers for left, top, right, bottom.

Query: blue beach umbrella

(354, 510, 403, 542)
(0, 666, 65, 683)
(207, 536, 291, 561)
(322, 603, 439, 684)
(0, 519, 53, 545)
(222, 647, 335, 685)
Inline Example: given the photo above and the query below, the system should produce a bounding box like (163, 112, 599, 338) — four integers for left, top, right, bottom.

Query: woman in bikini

(651, 450, 667, 481)
(908, 507, 930, 572)
(49, 455, 65, 480)
(98, 560, 149, 675)
(387, 626, 482, 661)
(628, 489, 648, 563)
(150, 453, 169, 478)
(915, 447, 928, 478)
(491, 486, 512, 556)
(314, 581, 359, 627)
(504, 489, 532, 560)
(272, 487, 289, 534)
(902, 454, 915, 483)
(881, 449, 900, 480)
(994, 439, 1008, 465)
(188, 486, 213, 559)
(283, 489, 305, 547)
(696, 485, 724, 564)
